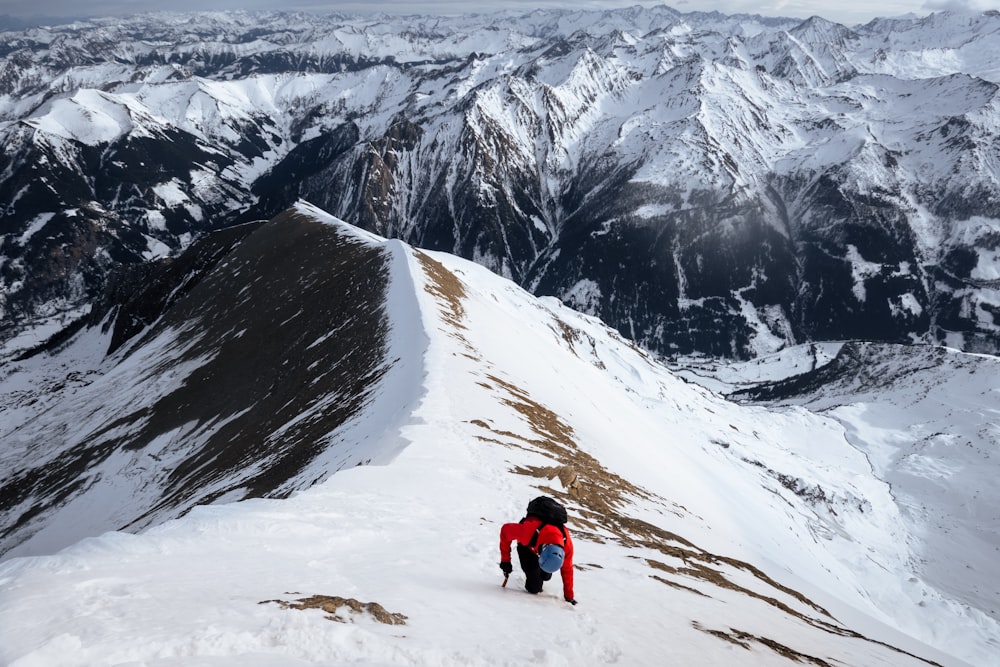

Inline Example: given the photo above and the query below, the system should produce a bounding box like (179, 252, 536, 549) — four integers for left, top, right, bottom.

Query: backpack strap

(528, 522, 567, 550)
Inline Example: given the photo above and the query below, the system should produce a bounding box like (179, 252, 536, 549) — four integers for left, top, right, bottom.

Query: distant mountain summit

(2, 8, 1000, 360)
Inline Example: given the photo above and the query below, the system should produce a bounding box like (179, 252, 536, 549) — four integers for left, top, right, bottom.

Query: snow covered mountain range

(3, 7, 1000, 359)
(1, 203, 997, 666)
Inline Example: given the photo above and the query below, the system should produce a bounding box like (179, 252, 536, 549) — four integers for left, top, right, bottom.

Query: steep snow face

(0, 205, 416, 559)
(0, 208, 996, 666)
(4, 8, 1000, 360)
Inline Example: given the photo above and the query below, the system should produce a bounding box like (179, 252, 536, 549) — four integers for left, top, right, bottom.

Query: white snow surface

(1, 210, 997, 666)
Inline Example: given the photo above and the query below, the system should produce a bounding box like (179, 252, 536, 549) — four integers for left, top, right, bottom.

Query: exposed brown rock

(262, 595, 407, 625)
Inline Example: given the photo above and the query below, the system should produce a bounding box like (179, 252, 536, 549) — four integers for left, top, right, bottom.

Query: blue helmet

(538, 543, 565, 573)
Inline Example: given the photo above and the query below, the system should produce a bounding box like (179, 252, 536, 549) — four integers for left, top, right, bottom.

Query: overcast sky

(1, 0, 999, 27)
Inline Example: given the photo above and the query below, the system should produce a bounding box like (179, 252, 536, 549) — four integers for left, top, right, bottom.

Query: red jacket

(499, 517, 574, 600)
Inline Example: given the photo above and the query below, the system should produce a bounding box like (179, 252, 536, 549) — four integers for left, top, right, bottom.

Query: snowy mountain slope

(1, 203, 996, 665)
(4, 8, 1000, 360)
(729, 342, 1000, 630)
(675, 339, 1000, 626)
(0, 206, 415, 559)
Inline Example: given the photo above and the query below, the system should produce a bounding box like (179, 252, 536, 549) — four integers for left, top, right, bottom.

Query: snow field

(0, 429, 944, 667)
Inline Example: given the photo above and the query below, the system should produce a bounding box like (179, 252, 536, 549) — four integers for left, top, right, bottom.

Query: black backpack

(524, 496, 568, 548)
(525, 495, 568, 526)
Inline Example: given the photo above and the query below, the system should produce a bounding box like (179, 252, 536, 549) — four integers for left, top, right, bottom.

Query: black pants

(517, 545, 552, 594)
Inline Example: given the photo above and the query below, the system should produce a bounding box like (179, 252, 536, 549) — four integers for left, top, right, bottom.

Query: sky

(1, 0, 999, 27)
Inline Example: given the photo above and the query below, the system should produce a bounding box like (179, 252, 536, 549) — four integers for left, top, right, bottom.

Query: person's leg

(517, 545, 544, 593)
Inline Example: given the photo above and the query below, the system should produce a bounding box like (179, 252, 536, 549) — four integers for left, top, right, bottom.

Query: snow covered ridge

(0, 205, 403, 558)
(4, 8, 1000, 360)
(1, 205, 998, 665)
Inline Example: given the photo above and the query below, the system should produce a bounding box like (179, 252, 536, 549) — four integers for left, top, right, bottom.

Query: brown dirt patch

(692, 622, 835, 666)
(262, 595, 407, 625)
(414, 250, 467, 332)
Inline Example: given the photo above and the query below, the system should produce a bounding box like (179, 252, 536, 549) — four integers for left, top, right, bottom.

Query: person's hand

(565, 598, 578, 605)
(500, 561, 513, 575)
